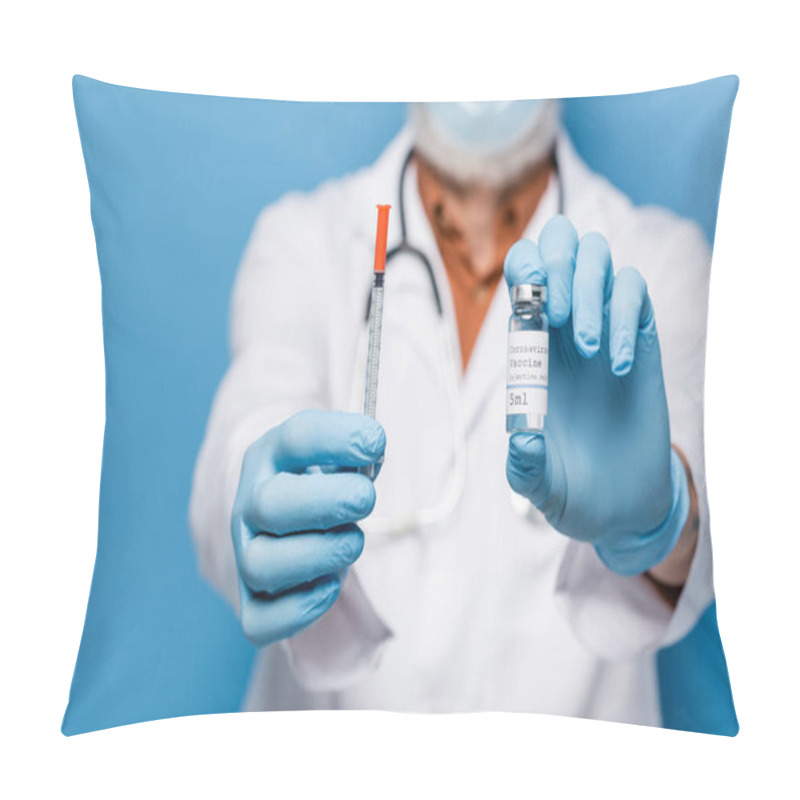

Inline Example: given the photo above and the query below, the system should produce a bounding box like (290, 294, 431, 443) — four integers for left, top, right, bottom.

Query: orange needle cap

(373, 204, 391, 273)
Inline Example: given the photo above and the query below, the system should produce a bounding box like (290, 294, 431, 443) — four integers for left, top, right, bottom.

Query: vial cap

(511, 283, 547, 304)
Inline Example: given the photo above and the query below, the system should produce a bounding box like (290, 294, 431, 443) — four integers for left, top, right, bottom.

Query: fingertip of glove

(344, 476, 377, 517)
(320, 574, 343, 608)
(507, 433, 546, 490)
(611, 351, 633, 376)
(539, 215, 579, 259)
(508, 432, 546, 457)
(357, 419, 387, 459)
(340, 530, 365, 563)
(302, 575, 342, 622)
(504, 238, 546, 286)
(610, 337, 634, 375)
(575, 331, 600, 358)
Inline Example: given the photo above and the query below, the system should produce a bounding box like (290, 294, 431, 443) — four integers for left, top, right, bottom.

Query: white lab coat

(189, 125, 715, 725)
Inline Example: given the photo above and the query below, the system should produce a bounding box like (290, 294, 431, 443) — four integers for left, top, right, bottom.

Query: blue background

(64, 75, 738, 735)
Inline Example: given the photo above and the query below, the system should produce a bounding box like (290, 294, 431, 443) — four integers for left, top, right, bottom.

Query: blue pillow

(63, 75, 738, 735)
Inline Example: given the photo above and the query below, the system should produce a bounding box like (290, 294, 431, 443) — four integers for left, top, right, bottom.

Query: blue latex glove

(505, 216, 690, 576)
(231, 410, 385, 647)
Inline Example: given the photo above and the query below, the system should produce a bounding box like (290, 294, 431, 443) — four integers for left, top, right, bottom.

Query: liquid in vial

(506, 283, 549, 433)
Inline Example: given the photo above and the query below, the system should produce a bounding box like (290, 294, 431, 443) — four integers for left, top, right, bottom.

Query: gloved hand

(231, 409, 385, 647)
(505, 216, 690, 576)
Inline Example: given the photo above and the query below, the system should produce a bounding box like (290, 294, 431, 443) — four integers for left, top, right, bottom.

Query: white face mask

(410, 99, 560, 187)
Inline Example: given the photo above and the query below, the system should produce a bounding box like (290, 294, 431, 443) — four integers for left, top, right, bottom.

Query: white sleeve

(188, 195, 391, 686)
(554, 213, 716, 660)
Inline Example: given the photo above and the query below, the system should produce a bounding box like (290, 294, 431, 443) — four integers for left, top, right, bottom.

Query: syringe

(361, 204, 391, 479)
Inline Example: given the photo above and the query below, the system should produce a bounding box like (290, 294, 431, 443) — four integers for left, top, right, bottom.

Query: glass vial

(506, 283, 549, 433)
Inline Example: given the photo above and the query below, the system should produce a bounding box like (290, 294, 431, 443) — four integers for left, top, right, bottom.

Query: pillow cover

(63, 75, 738, 735)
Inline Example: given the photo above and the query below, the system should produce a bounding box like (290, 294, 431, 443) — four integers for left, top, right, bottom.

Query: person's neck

(415, 152, 553, 370)
(416, 153, 553, 282)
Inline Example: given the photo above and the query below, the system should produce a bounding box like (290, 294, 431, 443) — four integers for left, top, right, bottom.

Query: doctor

(190, 101, 713, 725)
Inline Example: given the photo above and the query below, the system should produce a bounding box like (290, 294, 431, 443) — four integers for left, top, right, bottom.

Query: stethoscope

(354, 147, 565, 538)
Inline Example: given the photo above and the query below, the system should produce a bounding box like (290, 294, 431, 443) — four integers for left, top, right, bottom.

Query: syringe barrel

(361, 273, 385, 480)
(363, 273, 385, 419)
(360, 203, 390, 481)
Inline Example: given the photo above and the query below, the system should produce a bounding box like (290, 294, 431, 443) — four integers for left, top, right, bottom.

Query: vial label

(506, 330, 549, 416)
